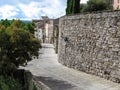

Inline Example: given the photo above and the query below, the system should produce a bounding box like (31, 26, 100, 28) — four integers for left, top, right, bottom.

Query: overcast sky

(0, 0, 89, 20)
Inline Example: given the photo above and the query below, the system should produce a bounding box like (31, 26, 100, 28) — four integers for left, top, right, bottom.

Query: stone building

(33, 16, 54, 43)
(45, 19, 54, 43)
(33, 20, 44, 41)
(33, 16, 59, 53)
(110, 0, 120, 9)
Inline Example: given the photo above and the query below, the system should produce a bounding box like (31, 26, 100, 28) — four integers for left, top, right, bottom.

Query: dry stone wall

(58, 11, 120, 83)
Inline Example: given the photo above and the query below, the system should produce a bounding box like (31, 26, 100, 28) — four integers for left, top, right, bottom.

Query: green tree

(83, 0, 112, 12)
(0, 19, 11, 28)
(74, 0, 80, 13)
(0, 30, 15, 75)
(23, 22, 36, 34)
(66, 0, 80, 15)
(0, 76, 22, 90)
(7, 29, 40, 67)
(104, 0, 113, 10)
(80, 4, 87, 13)
(0, 19, 36, 35)
(10, 20, 25, 28)
(0, 20, 41, 75)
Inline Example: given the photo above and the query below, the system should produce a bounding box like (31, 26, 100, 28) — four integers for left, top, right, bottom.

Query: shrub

(0, 19, 41, 76)
(33, 83, 38, 90)
(0, 76, 22, 90)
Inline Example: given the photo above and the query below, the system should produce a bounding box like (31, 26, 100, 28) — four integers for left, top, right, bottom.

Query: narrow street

(22, 43, 120, 90)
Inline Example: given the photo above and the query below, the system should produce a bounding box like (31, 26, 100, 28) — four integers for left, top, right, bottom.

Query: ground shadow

(33, 76, 76, 90)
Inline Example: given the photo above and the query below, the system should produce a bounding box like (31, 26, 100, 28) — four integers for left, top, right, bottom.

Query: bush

(0, 19, 41, 76)
(33, 83, 38, 90)
(0, 62, 16, 76)
(80, 0, 112, 12)
(0, 76, 22, 90)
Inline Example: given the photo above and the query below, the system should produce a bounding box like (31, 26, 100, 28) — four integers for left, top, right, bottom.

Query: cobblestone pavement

(22, 43, 120, 90)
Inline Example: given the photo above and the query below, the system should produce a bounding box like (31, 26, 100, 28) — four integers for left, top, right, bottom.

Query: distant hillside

(22, 20, 32, 23)
(0, 19, 32, 24)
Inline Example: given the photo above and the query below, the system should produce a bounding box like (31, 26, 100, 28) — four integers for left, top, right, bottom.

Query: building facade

(110, 0, 120, 9)
(33, 16, 54, 43)
(33, 20, 44, 42)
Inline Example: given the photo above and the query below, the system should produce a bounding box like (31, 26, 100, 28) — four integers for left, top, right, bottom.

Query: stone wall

(53, 18, 59, 53)
(58, 11, 120, 83)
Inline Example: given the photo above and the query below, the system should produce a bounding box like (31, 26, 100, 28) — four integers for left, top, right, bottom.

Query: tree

(0, 19, 36, 35)
(0, 20, 41, 75)
(105, 0, 113, 10)
(66, 0, 72, 15)
(10, 20, 24, 28)
(80, 4, 87, 13)
(74, 0, 80, 13)
(0, 19, 11, 28)
(66, 0, 80, 15)
(83, 0, 111, 12)
(0, 30, 14, 75)
(23, 22, 36, 34)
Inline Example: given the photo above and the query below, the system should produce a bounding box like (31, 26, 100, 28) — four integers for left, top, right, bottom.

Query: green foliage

(0, 19, 35, 34)
(0, 19, 11, 28)
(74, 0, 80, 13)
(80, 4, 87, 13)
(0, 62, 16, 76)
(33, 83, 38, 90)
(0, 19, 41, 75)
(33, 83, 43, 90)
(0, 76, 22, 90)
(81, 0, 112, 12)
(66, 0, 80, 15)
(66, 0, 72, 15)
(24, 22, 36, 34)
(10, 20, 25, 28)
(87, 0, 107, 11)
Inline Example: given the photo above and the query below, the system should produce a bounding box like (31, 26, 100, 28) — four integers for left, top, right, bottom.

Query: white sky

(81, 0, 89, 3)
(0, 0, 89, 20)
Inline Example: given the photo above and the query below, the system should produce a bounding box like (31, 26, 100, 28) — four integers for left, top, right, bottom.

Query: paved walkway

(22, 44, 120, 90)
